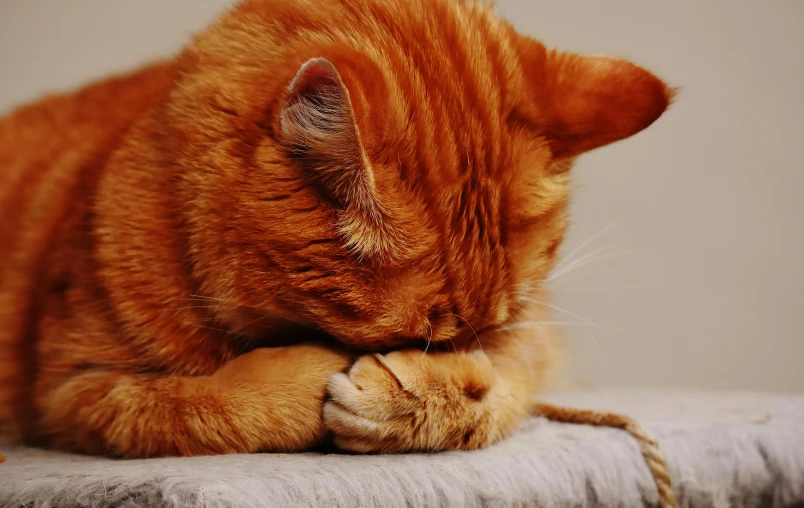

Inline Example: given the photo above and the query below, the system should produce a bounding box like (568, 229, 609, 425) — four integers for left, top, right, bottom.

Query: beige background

(1, 1, 801, 392)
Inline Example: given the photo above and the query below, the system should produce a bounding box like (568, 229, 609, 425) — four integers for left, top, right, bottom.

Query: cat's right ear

(280, 58, 402, 260)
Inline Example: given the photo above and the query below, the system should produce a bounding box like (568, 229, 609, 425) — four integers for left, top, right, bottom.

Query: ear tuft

(282, 59, 351, 151)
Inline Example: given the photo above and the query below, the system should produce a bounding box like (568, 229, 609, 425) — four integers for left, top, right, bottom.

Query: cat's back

(0, 61, 175, 438)
(0, 62, 175, 263)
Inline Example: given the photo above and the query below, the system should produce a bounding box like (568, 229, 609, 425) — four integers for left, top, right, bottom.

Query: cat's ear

(539, 50, 673, 158)
(280, 58, 375, 205)
(280, 58, 400, 260)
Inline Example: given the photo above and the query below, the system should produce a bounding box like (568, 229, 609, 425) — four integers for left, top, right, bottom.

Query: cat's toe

(323, 401, 413, 453)
(323, 401, 380, 438)
(327, 354, 417, 419)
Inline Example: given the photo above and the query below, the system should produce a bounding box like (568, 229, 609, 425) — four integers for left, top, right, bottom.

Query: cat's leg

(324, 324, 558, 453)
(37, 343, 351, 457)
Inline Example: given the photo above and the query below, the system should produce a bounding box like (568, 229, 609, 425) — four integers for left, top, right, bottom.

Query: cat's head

(165, 0, 672, 350)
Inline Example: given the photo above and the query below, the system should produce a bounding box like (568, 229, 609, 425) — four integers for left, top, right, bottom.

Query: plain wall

(1, 1, 801, 392)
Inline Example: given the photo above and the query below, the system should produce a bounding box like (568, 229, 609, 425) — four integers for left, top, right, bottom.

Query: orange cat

(0, 0, 671, 457)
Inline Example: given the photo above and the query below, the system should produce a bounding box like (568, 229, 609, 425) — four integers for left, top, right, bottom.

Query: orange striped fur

(0, 0, 671, 457)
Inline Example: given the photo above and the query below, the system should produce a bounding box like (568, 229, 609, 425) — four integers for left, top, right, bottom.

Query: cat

(0, 0, 671, 457)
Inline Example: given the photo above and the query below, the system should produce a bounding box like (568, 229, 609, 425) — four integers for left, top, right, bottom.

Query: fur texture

(0, 0, 671, 457)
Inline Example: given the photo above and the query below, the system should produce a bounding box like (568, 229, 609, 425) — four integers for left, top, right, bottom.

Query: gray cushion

(1, 389, 802, 507)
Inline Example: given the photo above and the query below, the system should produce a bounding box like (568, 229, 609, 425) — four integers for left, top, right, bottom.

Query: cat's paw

(324, 350, 498, 453)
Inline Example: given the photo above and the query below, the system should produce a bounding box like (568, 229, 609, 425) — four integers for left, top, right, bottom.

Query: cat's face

(166, 0, 670, 350)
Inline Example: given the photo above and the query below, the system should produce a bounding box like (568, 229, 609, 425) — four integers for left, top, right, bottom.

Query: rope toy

(532, 403, 678, 508)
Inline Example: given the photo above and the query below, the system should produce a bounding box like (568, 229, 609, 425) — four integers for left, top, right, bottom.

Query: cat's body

(0, 0, 670, 457)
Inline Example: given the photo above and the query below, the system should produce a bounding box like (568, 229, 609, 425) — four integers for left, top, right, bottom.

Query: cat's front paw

(324, 350, 497, 453)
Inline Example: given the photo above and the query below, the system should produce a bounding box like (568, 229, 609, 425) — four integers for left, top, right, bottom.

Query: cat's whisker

(232, 313, 276, 336)
(547, 247, 645, 283)
(518, 296, 603, 329)
(496, 321, 601, 332)
(422, 321, 434, 356)
(540, 286, 617, 292)
(195, 324, 237, 335)
(442, 312, 483, 353)
(551, 222, 619, 274)
(548, 241, 621, 281)
(512, 281, 534, 295)
(169, 305, 226, 312)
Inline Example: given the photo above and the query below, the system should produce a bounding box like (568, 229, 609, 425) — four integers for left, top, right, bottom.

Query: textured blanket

(1, 389, 802, 508)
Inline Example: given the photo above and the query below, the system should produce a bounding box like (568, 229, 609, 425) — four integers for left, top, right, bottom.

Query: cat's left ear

(280, 58, 401, 260)
(531, 47, 674, 159)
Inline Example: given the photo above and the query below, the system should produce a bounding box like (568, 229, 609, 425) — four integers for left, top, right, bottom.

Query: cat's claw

(324, 350, 496, 453)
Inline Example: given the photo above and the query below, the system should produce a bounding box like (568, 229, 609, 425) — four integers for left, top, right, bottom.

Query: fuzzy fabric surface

(1, 389, 803, 508)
